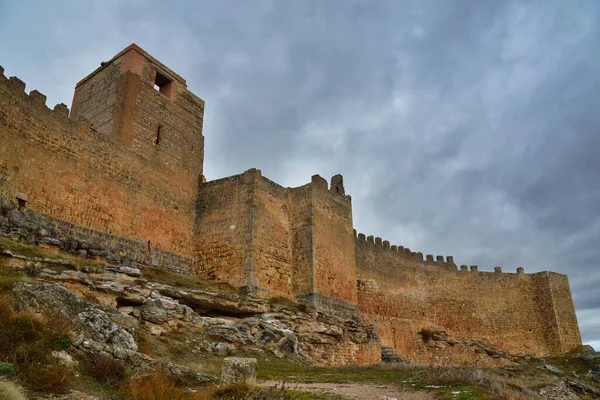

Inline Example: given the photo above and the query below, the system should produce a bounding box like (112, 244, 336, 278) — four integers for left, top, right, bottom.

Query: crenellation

(53, 103, 69, 117)
(330, 174, 345, 196)
(517, 266, 524, 274)
(391, 244, 397, 251)
(358, 233, 366, 241)
(470, 265, 478, 272)
(436, 255, 444, 263)
(375, 237, 382, 245)
(7, 76, 26, 93)
(383, 240, 390, 248)
(28, 89, 47, 105)
(460, 264, 469, 272)
(367, 235, 374, 243)
(426, 254, 434, 262)
(311, 174, 328, 190)
(495, 266, 502, 273)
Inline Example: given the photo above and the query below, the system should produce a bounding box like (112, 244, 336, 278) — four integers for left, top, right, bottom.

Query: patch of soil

(260, 380, 436, 400)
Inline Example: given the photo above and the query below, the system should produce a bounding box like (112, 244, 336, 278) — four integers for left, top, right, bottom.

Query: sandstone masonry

(0, 44, 582, 365)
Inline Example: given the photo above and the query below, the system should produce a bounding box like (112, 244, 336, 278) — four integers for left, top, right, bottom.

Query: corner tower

(70, 43, 205, 180)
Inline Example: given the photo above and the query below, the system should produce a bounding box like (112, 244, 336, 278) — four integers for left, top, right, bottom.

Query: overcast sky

(0, 0, 598, 349)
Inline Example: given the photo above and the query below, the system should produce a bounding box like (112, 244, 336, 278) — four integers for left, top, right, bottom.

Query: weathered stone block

(220, 357, 257, 387)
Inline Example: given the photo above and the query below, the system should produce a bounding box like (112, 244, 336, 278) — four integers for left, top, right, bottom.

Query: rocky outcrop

(12, 282, 137, 352)
(3, 250, 380, 367)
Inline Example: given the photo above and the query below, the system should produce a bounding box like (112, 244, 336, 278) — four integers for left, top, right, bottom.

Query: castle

(0, 44, 582, 365)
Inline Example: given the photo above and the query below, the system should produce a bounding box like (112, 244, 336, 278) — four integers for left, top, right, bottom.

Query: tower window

(155, 124, 162, 145)
(154, 70, 174, 98)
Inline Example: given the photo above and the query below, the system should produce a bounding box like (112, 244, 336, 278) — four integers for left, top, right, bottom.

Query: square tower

(70, 43, 205, 180)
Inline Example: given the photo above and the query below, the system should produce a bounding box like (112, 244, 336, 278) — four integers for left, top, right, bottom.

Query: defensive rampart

(355, 232, 581, 363)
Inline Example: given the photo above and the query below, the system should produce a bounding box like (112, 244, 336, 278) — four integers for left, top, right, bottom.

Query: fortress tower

(71, 44, 205, 181)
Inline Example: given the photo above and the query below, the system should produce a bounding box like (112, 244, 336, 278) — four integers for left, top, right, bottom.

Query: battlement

(0, 67, 90, 130)
(354, 230, 457, 270)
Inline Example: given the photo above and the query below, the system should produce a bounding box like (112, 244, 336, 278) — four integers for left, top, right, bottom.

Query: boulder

(220, 357, 258, 387)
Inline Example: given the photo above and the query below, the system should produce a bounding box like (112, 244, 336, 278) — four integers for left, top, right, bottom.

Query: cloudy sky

(1, 0, 598, 348)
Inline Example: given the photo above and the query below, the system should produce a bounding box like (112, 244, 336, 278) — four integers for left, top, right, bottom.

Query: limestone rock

(51, 350, 77, 367)
(206, 324, 254, 345)
(220, 357, 258, 387)
(155, 285, 268, 315)
(565, 379, 600, 398)
(589, 364, 600, 384)
(12, 282, 137, 351)
(543, 363, 561, 374)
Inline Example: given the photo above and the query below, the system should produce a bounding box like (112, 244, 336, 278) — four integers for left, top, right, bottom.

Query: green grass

(285, 390, 346, 400)
(257, 358, 413, 384)
(0, 268, 26, 294)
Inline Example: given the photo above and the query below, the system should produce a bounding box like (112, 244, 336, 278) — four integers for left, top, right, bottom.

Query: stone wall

(194, 172, 254, 288)
(311, 175, 357, 306)
(0, 63, 198, 266)
(195, 171, 358, 309)
(355, 233, 582, 363)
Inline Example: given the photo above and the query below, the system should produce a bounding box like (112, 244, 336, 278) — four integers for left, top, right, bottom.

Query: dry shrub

(418, 366, 475, 386)
(0, 295, 73, 393)
(80, 353, 127, 388)
(249, 385, 298, 400)
(0, 380, 27, 400)
(213, 383, 255, 399)
(23, 364, 71, 392)
(122, 372, 213, 400)
(488, 388, 531, 400)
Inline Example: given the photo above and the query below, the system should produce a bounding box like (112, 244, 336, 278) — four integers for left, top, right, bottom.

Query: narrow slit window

(155, 124, 162, 145)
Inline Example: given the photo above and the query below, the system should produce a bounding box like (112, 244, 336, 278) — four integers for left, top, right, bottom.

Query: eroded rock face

(12, 282, 137, 352)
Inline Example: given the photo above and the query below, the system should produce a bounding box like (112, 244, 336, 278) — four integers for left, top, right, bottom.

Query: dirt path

(260, 380, 437, 400)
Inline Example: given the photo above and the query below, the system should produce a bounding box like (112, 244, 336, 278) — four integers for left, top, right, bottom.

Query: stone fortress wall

(355, 232, 581, 363)
(0, 44, 582, 364)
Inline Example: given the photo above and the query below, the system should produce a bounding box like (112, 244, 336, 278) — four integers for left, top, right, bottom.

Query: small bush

(213, 383, 255, 399)
(0, 380, 27, 400)
(0, 362, 15, 376)
(0, 296, 73, 393)
(489, 389, 530, 400)
(80, 353, 127, 388)
(24, 364, 72, 392)
(121, 372, 206, 400)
